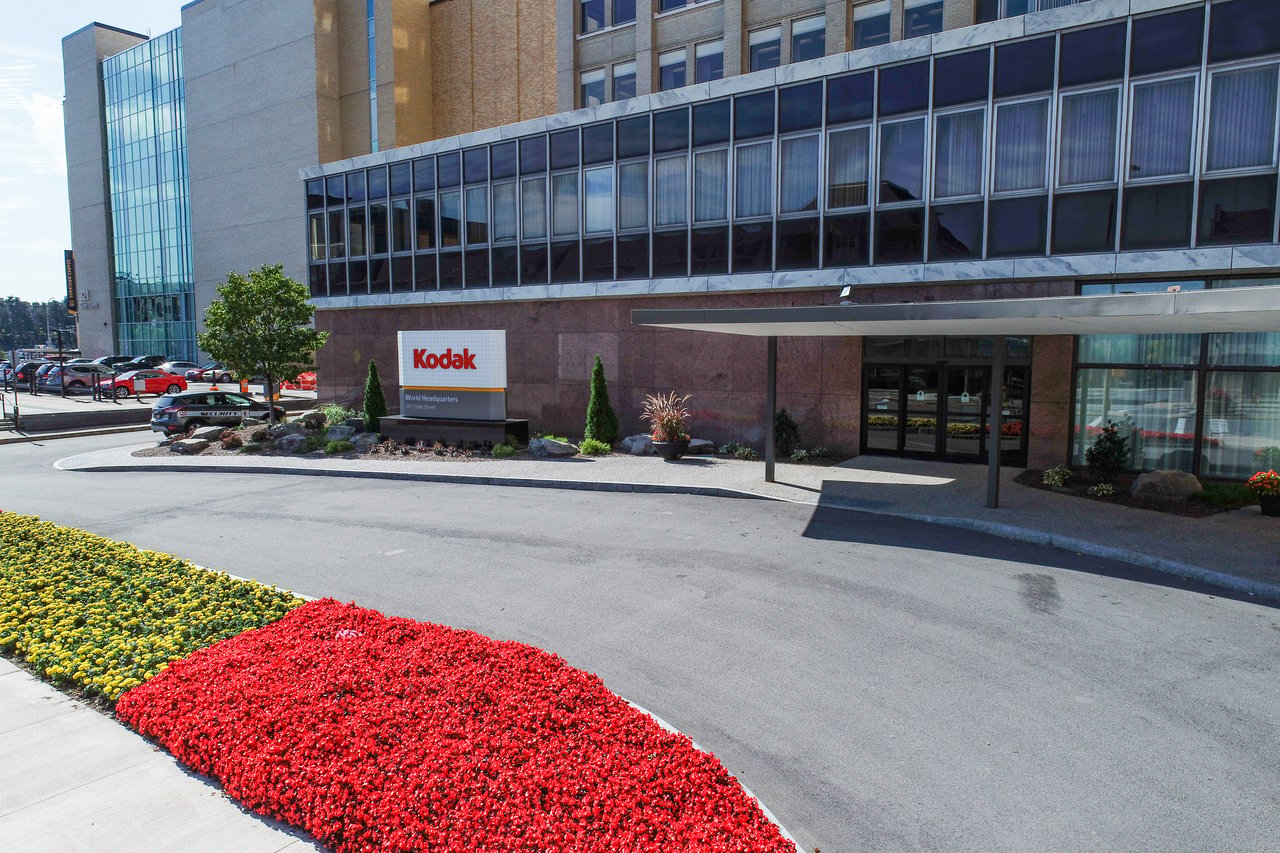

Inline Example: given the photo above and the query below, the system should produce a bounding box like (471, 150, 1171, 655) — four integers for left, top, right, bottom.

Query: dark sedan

(151, 390, 285, 435)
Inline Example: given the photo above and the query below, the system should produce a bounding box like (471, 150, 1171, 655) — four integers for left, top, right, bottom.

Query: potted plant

(641, 391, 692, 461)
(1247, 469, 1280, 517)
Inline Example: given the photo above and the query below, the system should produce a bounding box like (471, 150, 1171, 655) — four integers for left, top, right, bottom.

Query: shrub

(810, 445, 830, 457)
(946, 422, 980, 435)
(774, 408, 800, 456)
(1041, 464, 1072, 487)
(867, 416, 898, 427)
(717, 441, 742, 455)
(1085, 420, 1130, 480)
(0, 513, 301, 701)
(1087, 481, 1116, 498)
(579, 438, 612, 456)
(324, 440, 354, 455)
(504, 433, 519, 447)
(583, 355, 619, 445)
(790, 448, 809, 462)
(363, 360, 388, 433)
(734, 446, 757, 460)
(221, 431, 245, 450)
(534, 432, 570, 443)
(491, 443, 517, 459)
(321, 404, 358, 426)
(304, 434, 326, 452)
(641, 391, 692, 442)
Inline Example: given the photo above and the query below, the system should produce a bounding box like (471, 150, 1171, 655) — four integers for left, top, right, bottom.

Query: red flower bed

(116, 599, 793, 853)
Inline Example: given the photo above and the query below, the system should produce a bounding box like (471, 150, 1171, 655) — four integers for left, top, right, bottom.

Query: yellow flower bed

(0, 512, 302, 700)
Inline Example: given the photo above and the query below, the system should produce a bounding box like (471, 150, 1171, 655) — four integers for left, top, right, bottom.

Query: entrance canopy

(631, 285, 1280, 338)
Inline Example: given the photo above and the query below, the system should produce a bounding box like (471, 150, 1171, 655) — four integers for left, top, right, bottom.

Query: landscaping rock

(620, 434, 654, 456)
(343, 417, 366, 431)
(241, 417, 266, 427)
(529, 437, 579, 458)
(1131, 470, 1202, 501)
(687, 438, 716, 455)
(248, 425, 271, 443)
(326, 425, 358, 442)
(274, 434, 310, 453)
(191, 426, 229, 442)
(298, 411, 327, 430)
(352, 433, 381, 452)
(169, 438, 209, 454)
(269, 422, 305, 439)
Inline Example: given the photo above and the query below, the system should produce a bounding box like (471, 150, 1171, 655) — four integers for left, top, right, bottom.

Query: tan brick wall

(313, 0, 344, 163)
(429, 0, 558, 140)
(337, 0, 372, 157)
(390, 0, 433, 146)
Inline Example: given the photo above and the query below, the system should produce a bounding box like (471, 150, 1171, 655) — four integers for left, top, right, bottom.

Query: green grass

(1190, 481, 1255, 509)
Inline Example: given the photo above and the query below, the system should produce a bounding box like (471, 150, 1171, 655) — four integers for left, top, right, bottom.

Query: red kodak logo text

(413, 347, 478, 370)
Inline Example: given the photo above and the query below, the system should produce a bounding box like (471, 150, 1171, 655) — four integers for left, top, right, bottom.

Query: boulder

(191, 426, 229, 442)
(1130, 470, 1202, 501)
(169, 438, 209, 455)
(687, 438, 716, 455)
(241, 417, 266, 427)
(274, 434, 310, 453)
(247, 425, 271, 443)
(529, 437, 579, 458)
(326, 425, 358, 442)
(620, 434, 654, 456)
(343, 417, 366, 431)
(269, 422, 305, 439)
(352, 433, 381, 452)
(298, 411, 327, 430)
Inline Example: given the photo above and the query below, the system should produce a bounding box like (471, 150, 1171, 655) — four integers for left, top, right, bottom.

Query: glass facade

(103, 29, 196, 361)
(1074, 279, 1280, 478)
(308, 1, 1280, 297)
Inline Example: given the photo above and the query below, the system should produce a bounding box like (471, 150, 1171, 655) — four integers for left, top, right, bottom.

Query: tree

(583, 354, 618, 444)
(196, 264, 328, 424)
(363, 359, 387, 433)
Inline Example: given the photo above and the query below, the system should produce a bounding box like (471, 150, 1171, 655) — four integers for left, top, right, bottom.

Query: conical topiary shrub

(584, 354, 619, 444)
(363, 359, 388, 433)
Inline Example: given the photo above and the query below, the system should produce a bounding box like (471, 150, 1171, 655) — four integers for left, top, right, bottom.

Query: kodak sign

(397, 331, 507, 421)
(413, 347, 478, 370)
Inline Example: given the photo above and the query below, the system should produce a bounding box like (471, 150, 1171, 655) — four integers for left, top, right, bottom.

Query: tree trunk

(264, 372, 276, 424)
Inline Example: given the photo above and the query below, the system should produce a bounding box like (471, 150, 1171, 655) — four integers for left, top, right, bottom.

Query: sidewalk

(55, 442, 1280, 604)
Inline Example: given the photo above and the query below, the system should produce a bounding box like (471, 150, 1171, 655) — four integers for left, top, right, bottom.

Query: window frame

(1055, 84, 1124, 190)
(1201, 59, 1280, 177)
(1125, 71, 1200, 185)
(931, 104, 989, 202)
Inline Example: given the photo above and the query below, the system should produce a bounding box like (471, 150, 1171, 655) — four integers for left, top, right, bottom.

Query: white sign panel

(398, 330, 507, 390)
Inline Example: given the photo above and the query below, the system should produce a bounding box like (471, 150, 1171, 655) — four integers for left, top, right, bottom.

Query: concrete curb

(57, 456, 1280, 607)
(0, 425, 152, 445)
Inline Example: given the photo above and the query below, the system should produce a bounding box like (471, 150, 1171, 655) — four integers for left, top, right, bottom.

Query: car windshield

(155, 396, 179, 408)
(224, 394, 253, 406)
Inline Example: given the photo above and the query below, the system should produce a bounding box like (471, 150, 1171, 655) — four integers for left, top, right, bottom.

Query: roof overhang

(632, 286, 1280, 337)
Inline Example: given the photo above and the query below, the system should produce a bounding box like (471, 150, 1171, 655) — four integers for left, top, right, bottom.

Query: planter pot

(1259, 494, 1280, 517)
(652, 439, 689, 461)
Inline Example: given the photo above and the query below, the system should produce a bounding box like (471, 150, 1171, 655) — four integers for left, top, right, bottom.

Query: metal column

(765, 336, 776, 483)
(987, 335, 1006, 509)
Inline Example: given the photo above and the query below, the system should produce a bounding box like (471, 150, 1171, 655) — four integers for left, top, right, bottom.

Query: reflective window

(326, 174, 346, 205)
(438, 189, 461, 247)
(437, 153, 460, 187)
(618, 162, 648, 230)
(654, 154, 688, 226)
(491, 142, 517, 180)
(581, 0, 604, 34)
(933, 109, 985, 199)
(550, 130, 580, 170)
(308, 212, 325, 260)
(779, 135, 819, 213)
(1072, 368, 1198, 472)
(735, 141, 774, 218)
(1205, 65, 1279, 172)
(695, 42, 723, 83)
(347, 170, 367, 203)
(903, 0, 943, 40)
(929, 202, 983, 261)
(583, 123, 613, 164)
(694, 149, 729, 221)
(653, 108, 689, 152)
(749, 26, 781, 72)
(987, 195, 1046, 257)
(617, 115, 650, 159)
(1058, 88, 1119, 186)
(1198, 176, 1277, 246)
(392, 198, 412, 252)
(617, 233, 649, 278)
(552, 173, 580, 236)
(1201, 370, 1280, 479)
(521, 177, 547, 240)
(347, 205, 367, 256)
(463, 147, 488, 184)
(551, 241, 579, 282)
(993, 99, 1048, 193)
(390, 162, 412, 196)
(777, 219, 820, 269)
(694, 100, 731, 146)
(414, 197, 435, 250)
(828, 127, 870, 208)
(1129, 77, 1196, 179)
(1131, 8, 1204, 76)
(1209, 0, 1280, 63)
(659, 49, 686, 91)
(879, 61, 930, 117)
(583, 237, 612, 280)
(520, 136, 547, 173)
(367, 166, 387, 198)
(653, 229, 689, 276)
(614, 62, 637, 101)
(328, 209, 346, 257)
(306, 179, 324, 210)
(827, 73, 874, 125)
(734, 92, 775, 140)
(879, 119, 925, 204)
(853, 1, 890, 50)
(492, 182, 517, 242)
(691, 226, 729, 273)
(1052, 190, 1116, 254)
(733, 222, 772, 271)
(792, 15, 825, 63)
(581, 69, 605, 108)
(825, 213, 870, 266)
(995, 37, 1055, 99)
(1122, 182, 1193, 250)
(779, 82, 822, 133)
(934, 49, 989, 109)
(584, 166, 614, 233)
(1059, 22, 1126, 88)
(614, 0, 636, 26)
(876, 208, 924, 264)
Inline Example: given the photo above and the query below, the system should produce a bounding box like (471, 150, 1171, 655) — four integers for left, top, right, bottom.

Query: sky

(0, 1, 182, 304)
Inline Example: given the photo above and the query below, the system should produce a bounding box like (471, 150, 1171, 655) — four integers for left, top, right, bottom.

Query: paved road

(3, 434, 1279, 852)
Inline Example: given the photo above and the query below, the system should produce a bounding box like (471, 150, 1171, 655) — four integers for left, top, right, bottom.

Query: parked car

(13, 361, 50, 387)
(98, 369, 187, 399)
(37, 363, 119, 393)
(34, 363, 59, 382)
(93, 355, 134, 368)
(150, 390, 285, 435)
(156, 360, 200, 376)
(114, 355, 169, 373)
(185, 362, 234, 383)
(0, 361, 11, 386)
(64, 358, 94, 366)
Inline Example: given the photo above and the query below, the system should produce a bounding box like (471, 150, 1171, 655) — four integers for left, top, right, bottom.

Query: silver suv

(151, 390, 285, 436)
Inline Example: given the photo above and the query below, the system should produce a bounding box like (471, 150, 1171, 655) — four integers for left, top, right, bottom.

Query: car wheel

(166, 384, 182, 394)
(69, 381, 87, 391)
(186, 420, 205, 431)
(219, 373, 232, 383)
(113, 386, 130, 399)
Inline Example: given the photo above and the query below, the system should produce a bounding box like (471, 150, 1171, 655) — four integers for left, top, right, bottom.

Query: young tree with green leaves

(363, 359, 387, 433)
(196, 264, 328, 424)
(583, 354, 619, 444)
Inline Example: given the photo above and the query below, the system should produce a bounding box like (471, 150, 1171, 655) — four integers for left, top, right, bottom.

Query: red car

(98, 369, 187, 399)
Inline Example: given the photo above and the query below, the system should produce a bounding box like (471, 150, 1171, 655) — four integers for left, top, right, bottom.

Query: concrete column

(723, 0, 744, 78)
(636, 0, 655, 95)
(826, 0, 849, 54)
(555, 0, 577, 110)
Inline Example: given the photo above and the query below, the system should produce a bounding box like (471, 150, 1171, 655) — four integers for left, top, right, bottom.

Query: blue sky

(0, 1, 182, 303)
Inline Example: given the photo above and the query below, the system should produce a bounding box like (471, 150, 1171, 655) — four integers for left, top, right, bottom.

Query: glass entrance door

(903, 366, 940, 455)
(944, 366, 986, 460)
(864, 367, 903, 453)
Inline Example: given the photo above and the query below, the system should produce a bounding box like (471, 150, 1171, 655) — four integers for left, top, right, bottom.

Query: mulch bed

(117, 599, 794, 853)
(1014, 469, 1236, 518)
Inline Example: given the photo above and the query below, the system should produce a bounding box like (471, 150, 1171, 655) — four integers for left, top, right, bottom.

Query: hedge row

(0, 511, 302, 700)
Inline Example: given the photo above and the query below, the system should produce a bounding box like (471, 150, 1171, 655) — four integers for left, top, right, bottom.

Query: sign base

(378, 415, 529, 449)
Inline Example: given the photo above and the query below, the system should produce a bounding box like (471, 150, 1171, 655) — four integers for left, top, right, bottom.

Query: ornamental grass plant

(641, 391, 692, 442)
(0, 512, 301, 701)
